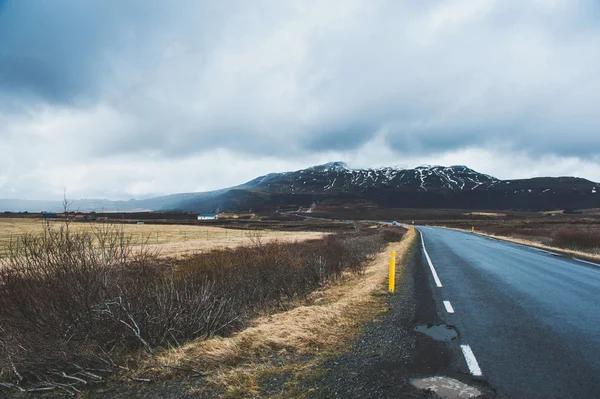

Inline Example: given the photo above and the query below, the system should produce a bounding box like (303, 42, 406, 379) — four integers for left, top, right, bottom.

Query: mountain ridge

(1, 163, 598, 212)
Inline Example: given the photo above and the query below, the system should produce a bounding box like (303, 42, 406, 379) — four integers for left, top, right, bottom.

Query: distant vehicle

(136, 221, 145, 225)
(392, 221, 398, 226)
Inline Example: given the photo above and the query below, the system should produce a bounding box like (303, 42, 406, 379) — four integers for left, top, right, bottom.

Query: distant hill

(1, 162, 599, 212)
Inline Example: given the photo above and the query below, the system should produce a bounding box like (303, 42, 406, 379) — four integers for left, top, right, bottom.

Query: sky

(1, 0, 600, 200)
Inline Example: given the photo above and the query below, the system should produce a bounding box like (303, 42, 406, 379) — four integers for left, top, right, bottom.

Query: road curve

(418, 226, 600, 399)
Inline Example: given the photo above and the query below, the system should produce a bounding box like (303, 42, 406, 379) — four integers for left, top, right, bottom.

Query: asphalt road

(418, 226, 600, 399)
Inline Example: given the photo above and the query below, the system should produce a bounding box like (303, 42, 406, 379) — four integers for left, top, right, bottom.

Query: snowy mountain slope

(183, 162, 599, 212)
(1, 163, 598, 212)
(244, 162, 499, 194)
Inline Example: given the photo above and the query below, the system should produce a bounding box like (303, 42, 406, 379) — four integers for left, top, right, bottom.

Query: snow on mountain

(5, 163, 597, 213)
(246, 163, 500, 195)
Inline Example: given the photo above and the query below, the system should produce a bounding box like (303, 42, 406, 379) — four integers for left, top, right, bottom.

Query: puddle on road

(414, 324, 458, 341)
(411, 376, 481, 399)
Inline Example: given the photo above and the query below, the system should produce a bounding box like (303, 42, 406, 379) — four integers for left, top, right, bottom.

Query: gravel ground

(303, 242, 495, 399)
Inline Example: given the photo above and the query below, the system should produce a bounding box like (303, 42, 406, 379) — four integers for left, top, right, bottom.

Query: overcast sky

(1, 0, 600, 200)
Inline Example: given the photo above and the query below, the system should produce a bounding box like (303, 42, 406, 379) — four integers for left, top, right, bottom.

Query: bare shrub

(551, 229, 600, 250)
(0, 224, 161, 388)
(381, 228, 405, 243)
(0, 224, 390, 391)
(175, 231, 387, 311)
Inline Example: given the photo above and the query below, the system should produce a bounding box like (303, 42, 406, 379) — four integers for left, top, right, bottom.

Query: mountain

(242, 162, 499, 193)
(1, 162, 599, 212)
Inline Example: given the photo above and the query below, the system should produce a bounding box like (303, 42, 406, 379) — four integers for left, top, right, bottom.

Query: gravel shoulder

(305, 234, 495, 399)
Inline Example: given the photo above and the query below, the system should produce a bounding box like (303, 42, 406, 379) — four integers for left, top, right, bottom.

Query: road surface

(418, 226, 600, 398)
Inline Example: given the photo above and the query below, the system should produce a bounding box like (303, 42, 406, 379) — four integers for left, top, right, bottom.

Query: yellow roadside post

(472, 226, 475, 233)
(389, 250, 396, 293)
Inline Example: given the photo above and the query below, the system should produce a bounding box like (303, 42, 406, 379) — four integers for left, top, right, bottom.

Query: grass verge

(0, 223, 396, 396)
(135, 227, 417, 398)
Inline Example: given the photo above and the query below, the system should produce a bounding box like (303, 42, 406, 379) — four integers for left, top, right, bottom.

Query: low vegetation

(551, 228, 600, 251)
(0, 218, 315, 258)
(0, 222, 391, 394)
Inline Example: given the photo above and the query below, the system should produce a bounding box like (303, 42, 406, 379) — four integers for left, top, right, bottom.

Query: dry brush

(0, 222, 392, 394)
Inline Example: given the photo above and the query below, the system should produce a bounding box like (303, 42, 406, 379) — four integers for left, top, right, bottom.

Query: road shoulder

(78, 230, 415, 399)
(305, 230, 495, 399)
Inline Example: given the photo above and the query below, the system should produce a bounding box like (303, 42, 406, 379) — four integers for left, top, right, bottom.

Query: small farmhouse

(197, 213, 219, 221)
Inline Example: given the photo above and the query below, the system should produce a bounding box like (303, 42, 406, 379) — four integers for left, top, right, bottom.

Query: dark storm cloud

(0, 1, 231, 104)
(0, 2, 117, 103)
(3, 0, 600, 158)
(303, 121, 378, 152)
(2, 0, 600, 200)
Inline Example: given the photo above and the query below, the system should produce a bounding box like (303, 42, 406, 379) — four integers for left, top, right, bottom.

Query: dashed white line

(420, 231, 443, 287)
(461, 345, 483, 376)
(443, 300, 455, 313)
(536, 248, 558, 256)
(420, 229, 482, 378)
(574, 258, 600, 267)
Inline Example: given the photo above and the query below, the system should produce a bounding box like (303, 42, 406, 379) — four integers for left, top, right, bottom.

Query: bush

(381, 228, 405, 243)
(0, 224, 389, 391)
(551, 229, 600, 250)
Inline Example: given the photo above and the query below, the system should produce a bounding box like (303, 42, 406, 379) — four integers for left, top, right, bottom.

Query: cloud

(1, 0, 599, 199)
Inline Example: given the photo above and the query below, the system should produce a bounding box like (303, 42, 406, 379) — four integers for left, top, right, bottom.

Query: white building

(198, 213, 219, 220)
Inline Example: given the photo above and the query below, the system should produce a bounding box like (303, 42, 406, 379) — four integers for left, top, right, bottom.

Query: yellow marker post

(389, 250, 396, 293)
(472, 226, 475, 233)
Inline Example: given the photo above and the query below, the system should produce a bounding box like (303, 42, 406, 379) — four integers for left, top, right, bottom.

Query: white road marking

(443, 300, 455, 313)
(420, 231, 443, 287)
(535, 248, 563, 257)
(461, 345, 483, 376)
(574, 258, 600, 267)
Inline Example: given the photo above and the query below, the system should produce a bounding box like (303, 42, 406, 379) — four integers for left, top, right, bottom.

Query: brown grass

(551, 229, 600, 250)
(140, 228, 417, 397)
(0, 222, 389, 395)
(0, 218, 313, 258)
(465, 212, 507, 217)
(141, 232, 326, 258)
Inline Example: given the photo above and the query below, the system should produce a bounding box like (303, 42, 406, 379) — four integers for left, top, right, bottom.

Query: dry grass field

(0, 218, 324, 258)
(129, 227, 415, 397)
(0, 218, 401, 396)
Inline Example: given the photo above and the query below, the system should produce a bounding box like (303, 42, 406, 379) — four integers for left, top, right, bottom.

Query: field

(4, 209, 599, 258)
(0, 218, 326, 258)
(2, 207, 598, 396)
(0, 213, 405, 396)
